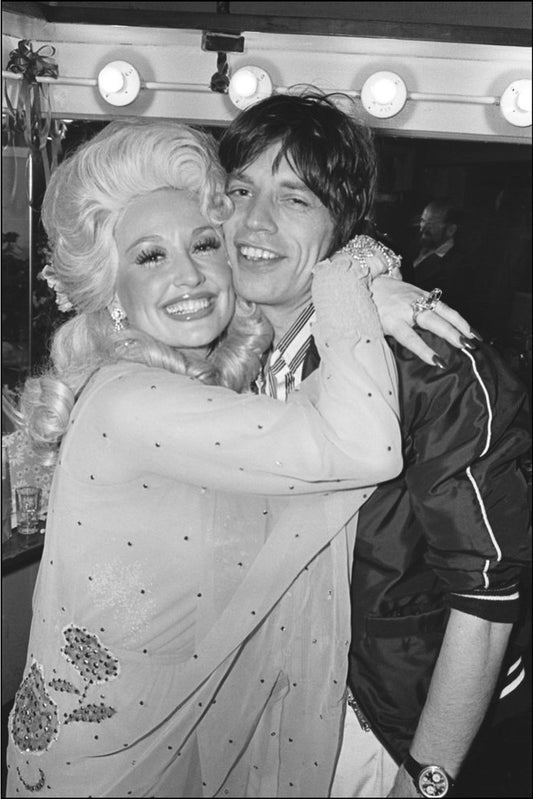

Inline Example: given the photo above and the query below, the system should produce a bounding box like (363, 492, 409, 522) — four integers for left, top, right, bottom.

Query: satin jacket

(303, 329, 531, 764)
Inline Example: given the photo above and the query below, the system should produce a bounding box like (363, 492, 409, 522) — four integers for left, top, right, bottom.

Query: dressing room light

(228, 66, 273, 110)
(499, 79, 532, 127)
(97, 61, 141, 106)
(361, 71, 407, 118)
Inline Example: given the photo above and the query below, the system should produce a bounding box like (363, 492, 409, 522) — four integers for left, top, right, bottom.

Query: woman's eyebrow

(125, 234, 164, 254)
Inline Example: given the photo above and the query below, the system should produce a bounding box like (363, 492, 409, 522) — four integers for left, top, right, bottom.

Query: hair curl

(19, 120, 273, 464)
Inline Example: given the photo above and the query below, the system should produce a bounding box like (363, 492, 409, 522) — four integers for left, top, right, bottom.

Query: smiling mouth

(239, 245, 281, 262)
(165, 297, 213, 319)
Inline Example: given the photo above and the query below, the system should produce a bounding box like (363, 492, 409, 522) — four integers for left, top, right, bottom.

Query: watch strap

(403, 753, 455, 797)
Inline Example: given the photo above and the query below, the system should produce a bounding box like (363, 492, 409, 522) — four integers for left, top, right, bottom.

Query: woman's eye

(192, 236, 221, 255)
(135, 247, 166, 266)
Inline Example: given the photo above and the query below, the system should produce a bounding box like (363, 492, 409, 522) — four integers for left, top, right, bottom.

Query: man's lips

(238, 244, 282, 262)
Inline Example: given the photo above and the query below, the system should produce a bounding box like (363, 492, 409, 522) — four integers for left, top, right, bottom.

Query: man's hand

(371, 276, 479, 366)
(387, 765, 420, 797)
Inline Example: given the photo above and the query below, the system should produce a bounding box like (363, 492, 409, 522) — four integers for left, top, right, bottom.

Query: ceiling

(3, 1, 532, 46)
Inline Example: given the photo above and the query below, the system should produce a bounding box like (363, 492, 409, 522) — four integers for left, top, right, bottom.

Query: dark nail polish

(433, 355, 448, 369)
(460, 335, 478, 350)
(469, 328, 484, 341)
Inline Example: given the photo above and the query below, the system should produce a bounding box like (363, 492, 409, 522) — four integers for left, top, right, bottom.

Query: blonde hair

(19, 120, 272, 463)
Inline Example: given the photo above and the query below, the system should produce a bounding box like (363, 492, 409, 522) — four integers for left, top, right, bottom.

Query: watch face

(418, 765, 451, 797)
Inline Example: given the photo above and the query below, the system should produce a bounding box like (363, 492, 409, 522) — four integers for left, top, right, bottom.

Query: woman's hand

(371, 276, 480, 366)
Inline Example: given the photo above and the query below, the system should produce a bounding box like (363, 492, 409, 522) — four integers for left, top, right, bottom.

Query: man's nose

(244, 195, 277, 233)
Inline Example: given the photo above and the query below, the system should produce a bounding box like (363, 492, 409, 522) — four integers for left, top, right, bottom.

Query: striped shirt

(255, 302, 316, 401)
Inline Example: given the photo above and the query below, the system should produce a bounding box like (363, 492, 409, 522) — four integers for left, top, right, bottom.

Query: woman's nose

(171, 255, 205, 288)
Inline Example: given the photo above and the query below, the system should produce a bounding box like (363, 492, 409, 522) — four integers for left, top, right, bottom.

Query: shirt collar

(257, 302, 316, 400)
(414, 236, 455, 266)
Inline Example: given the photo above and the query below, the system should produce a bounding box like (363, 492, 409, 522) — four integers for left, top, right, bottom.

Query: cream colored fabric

(7, 281, 400, 797)
(331, 704, 398, 797)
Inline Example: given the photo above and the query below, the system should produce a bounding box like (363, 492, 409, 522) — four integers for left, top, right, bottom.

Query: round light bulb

(361, 71, 407, 118)
(228, 66, 273, 110)
(516, 88, 531, 113)
(231, 69, 258, 98)
(99, 65, 125, 94)
(372, 77, 397, 105)
(500, 79, 532, 127)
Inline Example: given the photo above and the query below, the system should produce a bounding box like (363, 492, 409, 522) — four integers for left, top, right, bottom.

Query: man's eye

(227, 187, 250, 198)
(135, 247, 166, 266)
(288, 197, 309, 207)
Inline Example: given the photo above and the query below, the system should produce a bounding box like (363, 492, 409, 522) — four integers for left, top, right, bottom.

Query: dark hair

(219, 91, 377, 256)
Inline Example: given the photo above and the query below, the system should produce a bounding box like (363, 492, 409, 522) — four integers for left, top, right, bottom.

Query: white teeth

(240, 245, 277, 261)
(166, 298, 210, 315)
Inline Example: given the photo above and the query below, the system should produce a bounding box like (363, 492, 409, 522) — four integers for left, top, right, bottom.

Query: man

(409, 198, 474, 319)
(219, 92, 531, 797)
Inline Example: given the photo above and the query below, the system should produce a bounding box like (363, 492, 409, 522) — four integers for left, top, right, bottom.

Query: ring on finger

(411, 288, 443, 325)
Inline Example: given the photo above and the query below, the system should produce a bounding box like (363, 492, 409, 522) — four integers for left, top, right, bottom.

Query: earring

(110, 306, 127, 333)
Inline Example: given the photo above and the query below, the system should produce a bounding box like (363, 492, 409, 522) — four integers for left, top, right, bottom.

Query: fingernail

(469, 328, 483, 341)
(433, 355, 448, 369)
(460, 335, 478, 350)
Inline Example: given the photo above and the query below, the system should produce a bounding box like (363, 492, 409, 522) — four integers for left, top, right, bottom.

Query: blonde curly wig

(19, 120, 272, 463)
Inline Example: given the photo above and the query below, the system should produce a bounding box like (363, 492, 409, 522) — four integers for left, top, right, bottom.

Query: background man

(219, 92, 531, 798)
(409, 198, 475, 319)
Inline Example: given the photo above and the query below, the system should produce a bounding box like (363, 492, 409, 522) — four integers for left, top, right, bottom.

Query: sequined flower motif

(61, 624, 120, 684)
(9, 661, 59, 754)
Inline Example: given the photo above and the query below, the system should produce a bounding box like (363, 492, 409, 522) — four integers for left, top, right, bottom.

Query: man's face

(223, 144, 335, 321)
(419, 207, 452, 250)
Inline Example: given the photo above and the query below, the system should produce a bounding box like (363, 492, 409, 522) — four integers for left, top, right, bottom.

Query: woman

(6, 119, 401, 797)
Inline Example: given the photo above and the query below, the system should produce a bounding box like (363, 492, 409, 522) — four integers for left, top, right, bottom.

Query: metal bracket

(202, 31, 245, 53)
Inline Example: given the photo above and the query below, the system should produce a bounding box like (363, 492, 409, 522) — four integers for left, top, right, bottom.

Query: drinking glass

(15, 485, 42, 543)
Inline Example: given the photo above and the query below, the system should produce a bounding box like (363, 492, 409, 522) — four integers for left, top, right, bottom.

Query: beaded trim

(340, 234, 402, 278)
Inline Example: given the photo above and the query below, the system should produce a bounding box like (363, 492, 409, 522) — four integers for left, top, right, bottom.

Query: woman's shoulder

(91, 361, 186, 390)
(76, 362, 192, 419)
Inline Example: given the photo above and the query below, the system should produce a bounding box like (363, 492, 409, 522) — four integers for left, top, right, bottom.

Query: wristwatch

(403, 753, 455, 797)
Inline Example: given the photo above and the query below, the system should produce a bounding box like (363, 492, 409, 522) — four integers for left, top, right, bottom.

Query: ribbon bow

(4, 39, 58, 154)
(6, 39, 58, 81)
(4, 39, 63, 196)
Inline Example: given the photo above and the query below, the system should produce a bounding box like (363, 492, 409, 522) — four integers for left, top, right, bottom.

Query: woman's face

(114, 188, 235, 351)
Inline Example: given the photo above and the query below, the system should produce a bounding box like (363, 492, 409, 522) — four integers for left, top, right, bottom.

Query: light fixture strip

(409, 91, 498, 105)
(0, 69, 524, 107)
(1, 70, 217, 93)
(2, 70, 97, 86)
